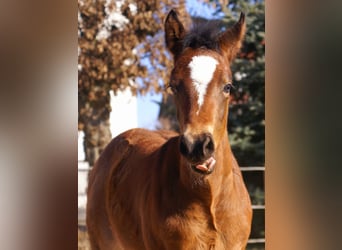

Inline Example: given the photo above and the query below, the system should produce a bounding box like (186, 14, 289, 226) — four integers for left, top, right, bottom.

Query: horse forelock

(183, 20, 222, 51)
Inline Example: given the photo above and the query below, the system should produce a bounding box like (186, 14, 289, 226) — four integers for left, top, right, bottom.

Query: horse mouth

(191, 156, 216, 175)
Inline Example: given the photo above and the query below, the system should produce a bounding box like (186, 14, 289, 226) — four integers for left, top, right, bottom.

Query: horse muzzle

(179, 133, 216, 174)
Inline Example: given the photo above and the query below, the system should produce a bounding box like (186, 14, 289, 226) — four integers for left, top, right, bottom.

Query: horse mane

(182, 19, 222, 52)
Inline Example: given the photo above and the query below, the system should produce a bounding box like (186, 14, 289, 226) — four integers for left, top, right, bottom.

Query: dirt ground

(78, 227, 91, 250)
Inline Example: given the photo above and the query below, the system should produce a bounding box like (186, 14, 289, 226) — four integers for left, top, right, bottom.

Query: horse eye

(223, 83, 233, 94)
(166, 84, 177, 95)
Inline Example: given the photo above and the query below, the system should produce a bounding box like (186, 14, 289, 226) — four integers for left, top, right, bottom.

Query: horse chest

(161, 204, 221, 249)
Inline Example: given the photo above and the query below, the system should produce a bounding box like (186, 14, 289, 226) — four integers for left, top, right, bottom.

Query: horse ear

(218, 13, 246, 62)
(165, 9, 186, 57)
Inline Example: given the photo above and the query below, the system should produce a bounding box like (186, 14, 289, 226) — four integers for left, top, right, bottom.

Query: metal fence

(78, 164, 265, 248)
(240, 166, 265, 249)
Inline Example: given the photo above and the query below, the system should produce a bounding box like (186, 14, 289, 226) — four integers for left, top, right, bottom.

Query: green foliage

(249, 185, 265, 205)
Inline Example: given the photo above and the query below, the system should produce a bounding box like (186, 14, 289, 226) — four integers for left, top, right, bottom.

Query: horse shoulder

(98, 129, 179, 249)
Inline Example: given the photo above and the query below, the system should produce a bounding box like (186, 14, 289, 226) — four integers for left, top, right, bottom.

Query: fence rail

(240, 166, 265, 171)
(78, 163, 265, 246)
(248, 238, 265, 244)
(251, 205, 265, 210)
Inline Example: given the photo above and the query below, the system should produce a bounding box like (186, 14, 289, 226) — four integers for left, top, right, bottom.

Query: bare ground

(78, 226, 91, 250)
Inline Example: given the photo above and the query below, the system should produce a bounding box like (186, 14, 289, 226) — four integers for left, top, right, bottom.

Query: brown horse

(86, 9, 252, 250)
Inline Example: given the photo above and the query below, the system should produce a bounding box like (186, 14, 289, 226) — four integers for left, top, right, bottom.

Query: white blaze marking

(188, 55, 218, 114)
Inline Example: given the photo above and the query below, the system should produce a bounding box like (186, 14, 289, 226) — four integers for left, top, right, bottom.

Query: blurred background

(78, 0, 264, 249)
(0, 0, 340, 249)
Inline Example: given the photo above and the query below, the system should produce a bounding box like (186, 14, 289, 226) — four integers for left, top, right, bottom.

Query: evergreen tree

(220, 0, 265, 166)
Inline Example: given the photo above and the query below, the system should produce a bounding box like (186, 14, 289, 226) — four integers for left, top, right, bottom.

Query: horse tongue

(207, 157, 216, 171)
(195, 157, 216, 172)
(195, 164, 209, 172)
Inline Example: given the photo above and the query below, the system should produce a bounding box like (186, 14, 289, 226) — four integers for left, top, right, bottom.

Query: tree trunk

(83, 119, 111, 166)
(79, 86, 112, 167)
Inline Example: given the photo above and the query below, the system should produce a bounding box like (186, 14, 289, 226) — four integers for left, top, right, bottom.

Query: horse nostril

(203, 134, 214, 157)
(180, 134, 214, 161)
(180, 135, 191, 157)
